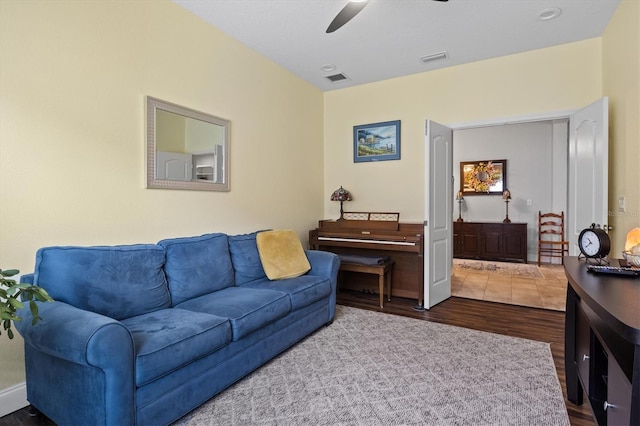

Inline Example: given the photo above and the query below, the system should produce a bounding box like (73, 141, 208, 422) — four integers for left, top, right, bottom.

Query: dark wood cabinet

(564, 257, 640, 426)
(453, 221, 527, 263)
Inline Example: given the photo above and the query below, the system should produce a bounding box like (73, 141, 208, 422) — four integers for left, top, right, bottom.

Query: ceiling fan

(326, 0, 449, 33)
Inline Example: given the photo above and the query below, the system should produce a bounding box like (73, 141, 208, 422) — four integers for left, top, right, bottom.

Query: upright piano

(309, 212, 425, 308)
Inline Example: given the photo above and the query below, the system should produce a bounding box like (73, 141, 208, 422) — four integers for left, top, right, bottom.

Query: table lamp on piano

(330, 186, 352, 220)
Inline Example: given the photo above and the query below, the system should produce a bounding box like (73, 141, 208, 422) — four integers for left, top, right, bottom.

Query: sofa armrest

(15, 301, 135, 425)
(20, 272, 34, 284)
(305, 250, 340, 321)
(305, 249, 340, 280)
(16, 301, 134, 366)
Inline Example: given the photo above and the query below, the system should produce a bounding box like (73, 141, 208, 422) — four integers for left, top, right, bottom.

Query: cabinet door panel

(482, 232, 502, 257)
(453, 226, 461, 256)
(503, 226, 527, 259)
(607, 355, 632, 425)
(575, 303, 591, 391)
(461, 234, 479, 256)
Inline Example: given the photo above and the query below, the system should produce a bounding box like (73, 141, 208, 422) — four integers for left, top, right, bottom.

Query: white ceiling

(174, 0, 620, 92)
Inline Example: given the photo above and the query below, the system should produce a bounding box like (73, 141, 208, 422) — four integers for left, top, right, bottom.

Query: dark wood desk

(564, 257, 640, 425)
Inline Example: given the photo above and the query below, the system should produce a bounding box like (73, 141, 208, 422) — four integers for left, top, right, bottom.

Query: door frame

(447, 108, 577, 263)
(447, 109, 576, 131)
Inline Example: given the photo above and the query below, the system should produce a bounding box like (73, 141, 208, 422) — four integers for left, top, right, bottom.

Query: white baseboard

(0, 382, 28, 417)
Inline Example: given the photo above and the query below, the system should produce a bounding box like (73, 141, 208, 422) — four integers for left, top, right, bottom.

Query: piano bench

(338, 260, 394, 308)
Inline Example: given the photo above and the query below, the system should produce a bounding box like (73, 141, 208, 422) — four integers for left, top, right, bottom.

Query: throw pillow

(256, 230, 311, 280)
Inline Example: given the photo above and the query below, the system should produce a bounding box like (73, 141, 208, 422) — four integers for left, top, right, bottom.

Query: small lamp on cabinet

(502, 189, 511, 223)
(456, 191, 464, 222)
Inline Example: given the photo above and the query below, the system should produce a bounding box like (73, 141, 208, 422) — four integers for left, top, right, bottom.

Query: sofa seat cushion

(175, 287, 291, 341)
(242, 275, 331, 311)
(121, 309, 231, 387)
(158, 233, 235, 305)
(33, 244, 170, 320)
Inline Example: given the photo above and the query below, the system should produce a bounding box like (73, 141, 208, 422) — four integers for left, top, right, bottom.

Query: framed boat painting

(353, 120, 401, 163)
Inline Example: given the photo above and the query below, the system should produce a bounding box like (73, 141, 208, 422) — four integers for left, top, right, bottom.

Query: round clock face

(578, 228, 611, 258)
(579, 230, 601, 256)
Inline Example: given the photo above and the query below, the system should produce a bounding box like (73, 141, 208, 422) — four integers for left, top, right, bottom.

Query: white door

(156, 151, 193, 181)
(424, 120, 453, 308)
(568, 98, 609, 254)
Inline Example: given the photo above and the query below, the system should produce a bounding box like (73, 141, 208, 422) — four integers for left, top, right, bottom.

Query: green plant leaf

(33, 288, 53, 302)
(14, 283, 33, 289)
(6, 286, 20, 296)
(8, 297, 24, 309)
(2, 268, 53, 340)
(1, 269, 19, 277)
(29, 300, 39, 319)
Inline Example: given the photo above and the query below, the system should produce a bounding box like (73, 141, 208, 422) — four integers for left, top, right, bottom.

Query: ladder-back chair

(538, 211, 569, 265)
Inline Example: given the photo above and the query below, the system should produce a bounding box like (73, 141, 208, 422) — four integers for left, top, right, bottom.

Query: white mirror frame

(146, 96, 230, 191)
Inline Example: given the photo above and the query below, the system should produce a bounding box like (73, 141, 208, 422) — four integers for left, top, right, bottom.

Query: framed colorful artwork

(353, 120, 400, 163)
(460, 159, 507, 195)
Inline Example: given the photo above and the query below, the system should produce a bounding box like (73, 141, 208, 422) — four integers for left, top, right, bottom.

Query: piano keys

(309, 215, 425, 308)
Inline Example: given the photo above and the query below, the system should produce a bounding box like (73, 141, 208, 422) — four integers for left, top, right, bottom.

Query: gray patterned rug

(173, 306, 569, 425)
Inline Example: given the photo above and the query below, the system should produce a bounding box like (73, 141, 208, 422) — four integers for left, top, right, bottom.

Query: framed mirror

(146, 96, 230, 191)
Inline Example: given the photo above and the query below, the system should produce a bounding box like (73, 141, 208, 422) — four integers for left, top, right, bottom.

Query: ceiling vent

(326, 73, 349, 83)
(420, 51, 448, 64)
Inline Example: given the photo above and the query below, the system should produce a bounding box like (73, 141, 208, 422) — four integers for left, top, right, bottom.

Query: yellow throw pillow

(256, 230, 311, 280)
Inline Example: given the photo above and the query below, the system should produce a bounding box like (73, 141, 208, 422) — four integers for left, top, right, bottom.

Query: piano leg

(413, 302, 425, 311)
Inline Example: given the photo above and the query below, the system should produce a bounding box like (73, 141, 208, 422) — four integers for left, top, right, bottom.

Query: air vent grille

(326, 73, 349, 82)
(420, 51, 448, 64)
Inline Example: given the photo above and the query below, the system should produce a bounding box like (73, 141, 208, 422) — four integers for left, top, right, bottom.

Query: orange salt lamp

(625, 227, 640, 253)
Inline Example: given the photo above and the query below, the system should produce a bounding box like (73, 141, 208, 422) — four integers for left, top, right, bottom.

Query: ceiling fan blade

(326, 1, 370, 34)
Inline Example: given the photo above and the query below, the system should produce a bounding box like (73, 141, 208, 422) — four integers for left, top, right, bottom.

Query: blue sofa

(16, 232, 340, 426)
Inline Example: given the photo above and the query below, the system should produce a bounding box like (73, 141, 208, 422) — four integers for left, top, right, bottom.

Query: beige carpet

(173, 305, 569, 425)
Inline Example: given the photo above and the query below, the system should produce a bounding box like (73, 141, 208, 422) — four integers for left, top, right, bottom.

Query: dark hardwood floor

(1, 293, 596, 426)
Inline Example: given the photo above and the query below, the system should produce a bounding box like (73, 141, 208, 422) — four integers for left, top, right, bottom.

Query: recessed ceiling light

(321, 64, 337, 72)
(539, 7, 562, 20)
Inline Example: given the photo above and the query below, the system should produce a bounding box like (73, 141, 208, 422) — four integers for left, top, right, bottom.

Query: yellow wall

(1, 0, 637, 411)
(603, 0, 640, 255)
(0, 0, 323, 396)
(324, 39, 602, 222)
(156, 110, 187, 153)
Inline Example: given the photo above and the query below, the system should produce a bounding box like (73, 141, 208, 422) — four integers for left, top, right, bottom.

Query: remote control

(587, 265, 640, 277)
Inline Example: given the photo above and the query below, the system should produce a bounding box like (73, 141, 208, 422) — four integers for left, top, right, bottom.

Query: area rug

(173, 306, 569, 425)
(453, 258, 545, 279)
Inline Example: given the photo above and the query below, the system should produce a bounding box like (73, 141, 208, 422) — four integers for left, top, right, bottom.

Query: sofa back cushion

(158, 233, 235, 305)
(228, 231, 267, 285)
(34, 244, 170, 320)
